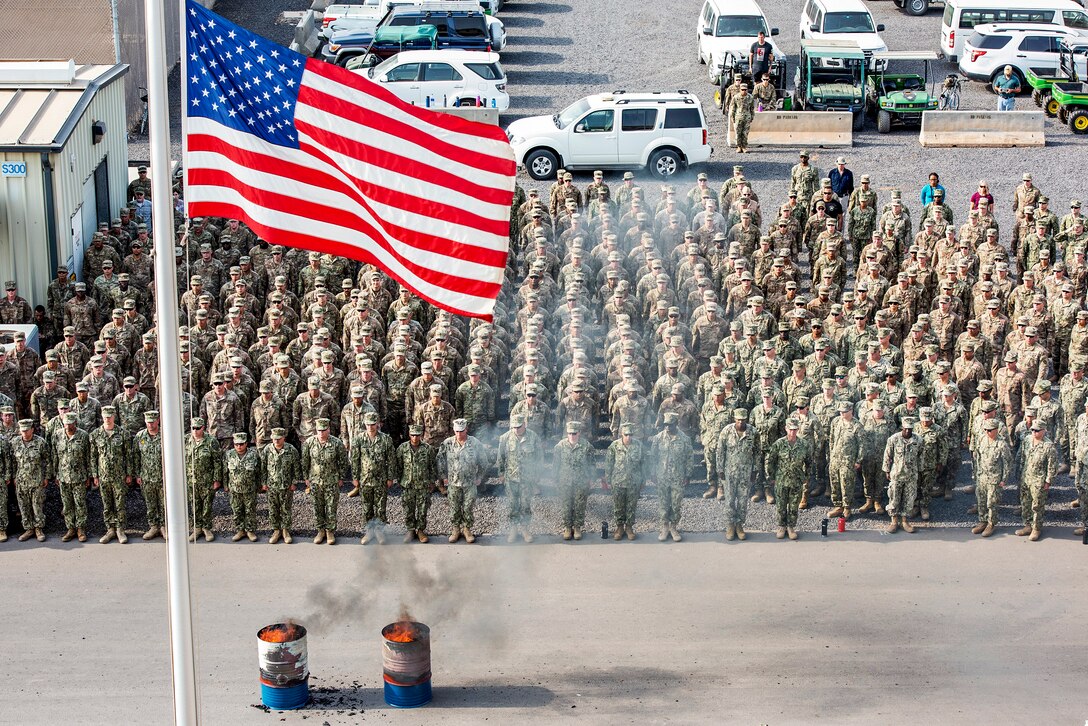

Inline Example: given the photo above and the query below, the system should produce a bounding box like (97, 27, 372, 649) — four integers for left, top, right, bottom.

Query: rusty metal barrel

(381, 621, 432, 708)
(257, 623, 309, 710)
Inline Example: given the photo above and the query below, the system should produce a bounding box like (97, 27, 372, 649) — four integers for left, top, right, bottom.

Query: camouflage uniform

(438, 434, 489, 531)
(860, 414, 896, 508)
(350, 430, 396, 526)
(184, 433, 223, 532)
(90, 423, 129, 532)
(605, 435, 646, 530)
(883, 430, 922, 518)
(729, 92, 755, 149)
(455, 380, 496, 435)
(225, 445, 262, 533)
(765, 432, 810, 529)
(1019, 433, 1057, 532)
(262, 440, 301, 531)
(132, 428, 164, 528)
(649, 428, 693, 529)
(395, 438, 437, 532)
(828, 413, 863, 510)
(913, 418, 949, 511)
(0, 436, 11, 534)
(12, 432, 52, 530)
(112, 391, 153, 436)
(974, 429, 1012, 527)
(716, 420, 761, 528)
(53, 426, 93, 531)
(302, 435, 348, 532)
(497, 427, 543, 528)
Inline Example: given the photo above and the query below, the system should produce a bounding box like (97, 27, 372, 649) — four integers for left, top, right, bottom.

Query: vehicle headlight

(328, 43, 341, 52)
(880, 100, 889, 108)
(815, 97, 823, 103)
(928, 99, 938, 108)
(508, 134, 525, 146)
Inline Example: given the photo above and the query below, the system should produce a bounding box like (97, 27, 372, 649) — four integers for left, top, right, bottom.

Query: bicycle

(938, 74, 963, 110)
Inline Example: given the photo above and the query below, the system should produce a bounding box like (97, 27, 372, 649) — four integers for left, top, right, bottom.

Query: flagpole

(144, 0, 199, 723)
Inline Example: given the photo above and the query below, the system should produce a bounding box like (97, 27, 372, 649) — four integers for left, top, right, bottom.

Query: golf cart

(1051, 82, 1088, 133)
(865, 50, 940, 133)
(717, 52, 788, 108)
(1027, 38, 1088, 117)
(792, 39, 867, 131)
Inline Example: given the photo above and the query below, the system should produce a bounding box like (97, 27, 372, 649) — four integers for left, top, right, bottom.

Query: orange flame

(259, 623, 302, 643)
(385, 621, 417, 643)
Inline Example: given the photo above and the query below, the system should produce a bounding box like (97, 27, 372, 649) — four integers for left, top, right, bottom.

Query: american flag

(183, 0, 516, 319)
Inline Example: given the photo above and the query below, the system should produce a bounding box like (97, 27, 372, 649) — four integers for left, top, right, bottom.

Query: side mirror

(810, 23, 818, 32)
(702, 25, 712, 35)
(575, 123, 585, 132)
(771, 27, 780, 36)
(877, 23, 885, 31)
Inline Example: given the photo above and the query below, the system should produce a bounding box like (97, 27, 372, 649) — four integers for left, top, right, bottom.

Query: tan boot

(346, 486, 360, 497)
(1073, 499, 1081, 508)
(269, 530, 281, 544)
(943, 488, 953, 501)
(521, 526, 533, 544)
(967, 505, 978, 515)
(1075, 527, 1086, 536)
(406, 530, 418, 544)
(842, 507, 851, 520)
(450, 527, 462, 543)
(571, 527, 582, 541)
(964, 485, 975, 494)
(725, 524, 736, 541)
(463, 527, 476, 544)
(625, 524, 636, 541)
(658, 527, 669, 541)
(561, 527, 572, 541)
(775, 526, 786, 539)
(77, 528, 86, 542)
(325, 530, 336, 545)
(900, 517, 915, 534)
(612, 525, 623, 541)
(416, 529, 429, 543)
(0, 529, 6, 543)
(736, 525, 747, 541)
(1015, 525, 1032, 536)
(920, 507, 930, 521)
(142, 526, 159, 541)
(203, 529, 215, 542)
(282, 529, 292, 544)
(787, 527, 798, 540)
(313, 530, 326, 544)
(361, 530, 372, 545)
(765, 488, 775, 504)
(971, 523, 986, 534)
(859, 497, 874, 513)
(1029, 527, 1041, 541)
(246, 531, 257, 542)
(668, 524, 682, 542)
(232, 530, 245, 542)
(716, 486, 724, 500)
(161, 525, 168, 541)
(885, 517, 899, 534)
(375, 528, 387, 545)
(828, 506, 843, 518)
(62, 528, 76, 542)
(702, 485, 717, 499)
(18, 529, 34, 542)
(188, 529, 198, 543)
(35, 528, 45, 542)
(874, 500, 886, 515)
(99, 528, 116, 544)
(981, 524, 995, 537)
(799, 493, 809, 510)
(750, 492, 762, 503)
(117, 530, 128, 544)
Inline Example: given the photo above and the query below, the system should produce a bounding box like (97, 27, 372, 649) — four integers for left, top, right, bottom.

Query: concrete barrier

(919, 110, 1045, 147)
(293, 9, 321, 57)
(432, 107, 501, 125)
(727, 111, 853, 147)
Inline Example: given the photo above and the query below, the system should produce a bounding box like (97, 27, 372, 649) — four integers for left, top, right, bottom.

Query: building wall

(0, 153, 49, 307)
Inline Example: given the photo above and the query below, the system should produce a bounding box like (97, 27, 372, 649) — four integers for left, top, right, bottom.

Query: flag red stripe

(187, 166, 508, 281)
(188, 132, 510, 246)
(304, 59, 512, 145)
(187, 200, 502, 317)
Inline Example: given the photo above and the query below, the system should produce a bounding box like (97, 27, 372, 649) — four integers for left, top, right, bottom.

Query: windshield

(556, 98, 592, 129)
(812, 68, 861, 84)
(368, 52, 401, 78)
(715, 15, 768, 37)
(823, 11, 875, 33)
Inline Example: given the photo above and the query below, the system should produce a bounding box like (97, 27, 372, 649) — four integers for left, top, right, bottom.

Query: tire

(524, 149, 558, 181)
(698, 44, 705, 65)
(877, 109, 892, 133)
(1044, 94, 1061, 117)
(905, 0, 929, 15)
(1059, 107, 1070, 124)
(1032, 88, 1043, 106)
(852, 111, 865, 131)
(1071, 109, 1088, 135)
(648, 148, 682, 179)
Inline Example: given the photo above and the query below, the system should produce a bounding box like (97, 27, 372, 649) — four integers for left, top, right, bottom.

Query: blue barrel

(261, 680, 309, 710)
(382, 622, 431, 708)
(257, 623, 310, 710)
(384, 678, 432, 708)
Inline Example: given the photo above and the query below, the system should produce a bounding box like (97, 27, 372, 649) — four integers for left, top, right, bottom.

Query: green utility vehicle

(792, 39, 867, 131)
(1051, 82, 1088, 133)
(1026, 39, 1088, 117)
(865, 51, 940, 133)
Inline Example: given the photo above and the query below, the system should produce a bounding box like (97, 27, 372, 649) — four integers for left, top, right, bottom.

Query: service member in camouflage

(497, 414, 542, 543)
(395, 424, 437, 543)
(883, 417, 922, 534)
(12, 418, 51, 541)
(971, 418, 1012, 537)
(553, 420, 594, 541)
(53, 411, 93, 542)
(716, 408, 760, 541)
(827, 401, 862, 519)
(912, 408, 948, 521)
(648, 413, 693, 542)
(132, 410, 166, 540)
(1017, 420, 1057, 541)
(605, 422, 645, 540)
(184, 417, 223, 542)
(351, 411, 396, 544)
(302, 418, 348, 545)
(765, 418, 810, 540)
(225, 432, 262, 541)
(438, 418, 490, 543)
(90, 406, 130, 543)
(0, 431, 11, 541)
(262, 427, 302, 544)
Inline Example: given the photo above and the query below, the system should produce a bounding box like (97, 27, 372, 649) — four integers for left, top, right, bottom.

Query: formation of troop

(2, 158, 1088, 545)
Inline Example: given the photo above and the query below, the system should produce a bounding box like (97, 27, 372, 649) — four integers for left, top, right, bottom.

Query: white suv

(959, 24, 1085, 86)
(696, 0, 783, 85)
(800, 0, 889, 69)
(505, 91, 712, 180)
(353, 50, 509, 110)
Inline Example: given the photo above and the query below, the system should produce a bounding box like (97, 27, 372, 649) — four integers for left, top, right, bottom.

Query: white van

(800, 0, 889, 69)
(939, 0, 1088, 61)
(696, 0, 783, 85)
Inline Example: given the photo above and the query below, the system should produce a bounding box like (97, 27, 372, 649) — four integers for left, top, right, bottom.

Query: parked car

(958, 23, 1082, 86)
(696, 0, 783, 85)
(353, 49, 509, 109)
(940, 0, 1088, 62)
(505, 91, 713, 180)
(799, 0, 889, 69)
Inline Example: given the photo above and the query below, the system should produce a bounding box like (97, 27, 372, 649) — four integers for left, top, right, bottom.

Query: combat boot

(35, 528, 45, 542)
(521, 526, 533, 544)
(967, 505, 978, 514)
(463, 528, 476, 544)
(809, 485, 825, 497)
(787, 527, 798, 540)
(117, 530, 128, 544)
(909, 505, 920, 518)
(561, 527, 572, 541)
(18, 529, 33, 542)
(964, 484, 975, 494)
(1074, 499, 1081, 508)
(658, 527, 669, 541)
(775, 526, 786, 539)
(571, 527, 582, 541)
(716, 486, 724, 500)
(161, 525, 168, 541)
(375, 528, 387, 545)
(885, 517, 899, 534)
(874, 500, 886, 515)
(725, 524, 736, 541)
(1075, 527, 1086, 536)
(142, 525, 159, 540)
(62, 528, 76, 542)
(282, 530, 292, 544)
(313, 530, 326, 544)
(828, 506, 843, 518)
(406, 530, 417, 544)
(625, 524, 636, 541)
(232, 531, 245, 542)
(0, 529, 5, 543)
(325, 530, 336, 545)
(77, 528, 86, 543)
(798, 493, 809, 510)
(246, 531, 257, 542)
(764, 488, 775, 504)
(416, 530, 429, 543)
(920, 506, 930, 521)
(859, 497, 874, 513)
(269, 530, 281, 544)
(971, 523, 986, 534)
(736, 525, 747, 541)
(702, 484, 717, 499)
(100, 528, 116, 544)
(361, 529, 372, 544)
(346, 485, 360, 498)
(842, 507, 851, 520)
(900, 517, 915, 534)
(188, 529, 198, 543)
(450, 527, 462, 543)
(612, 525, 623, 541)
(981, 524, 995, 537)
(943, 487, 953, 501)
(202, 529, 215, 542)
(1015, 525, 1032, 536)
(750, 492, 762, 503)
(507, 528, 518, 543)
(1029, 527, 1041, 541)
(669, 525, 682, 542)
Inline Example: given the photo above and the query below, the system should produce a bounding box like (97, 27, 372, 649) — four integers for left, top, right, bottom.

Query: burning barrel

(257, 623, 309, 710)
(381, 621, 432, 708)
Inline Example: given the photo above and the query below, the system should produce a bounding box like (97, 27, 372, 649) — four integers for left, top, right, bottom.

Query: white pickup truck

(321, 0, 501, 38)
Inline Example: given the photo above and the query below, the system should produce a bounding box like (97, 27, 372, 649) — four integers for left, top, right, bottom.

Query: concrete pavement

(2, 531, 1084, 724)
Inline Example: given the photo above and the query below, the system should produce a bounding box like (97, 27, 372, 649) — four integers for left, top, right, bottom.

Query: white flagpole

(144, 0, 199, 723)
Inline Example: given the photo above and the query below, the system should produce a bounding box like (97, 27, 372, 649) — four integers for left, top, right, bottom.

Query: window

(943, 3, 954, 26)
(1064, 10, 1088, 29)
(970, 32, 1011, 49)
(663, 107, 703, 129)
(421, 63, 462, 81)
(577, 110, 614, 132)
(960, 10, 1001, 28)
(1007, 10, 1053, 23)
(814, 9, 823, 29)
(621, 108, 657, 131)
(804, 0, 816, 21)
(466, 62, 503, 80)
(823, 11, 875, 33)
(1019, 35, 1053, 53)
(714, 15, 769, 37)
(384, 63, 420, 82)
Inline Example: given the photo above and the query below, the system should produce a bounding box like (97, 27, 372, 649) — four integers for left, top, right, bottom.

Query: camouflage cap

(144, 410, 159, 422)
(315, 418, 331, 430)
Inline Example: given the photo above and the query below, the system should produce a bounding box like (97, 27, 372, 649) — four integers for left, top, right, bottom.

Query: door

(421, 62, 466, 106)
(617, 108, 659, 164)
(381, 61, 422, 105)
(93, 159, 109, 228)
(1016, 35, 1060, 76)
(567, 109, 617, 164)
